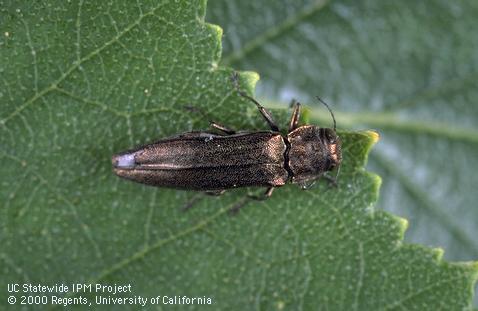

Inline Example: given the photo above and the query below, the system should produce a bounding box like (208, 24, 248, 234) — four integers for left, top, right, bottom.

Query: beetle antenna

(315, 96, 336, 131)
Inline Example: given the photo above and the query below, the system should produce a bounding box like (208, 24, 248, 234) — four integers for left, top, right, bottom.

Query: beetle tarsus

(209, 122, 236, 135)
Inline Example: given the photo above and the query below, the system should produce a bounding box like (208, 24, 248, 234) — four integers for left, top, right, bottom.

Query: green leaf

(210, 0, 478, 308)
(209, 0, 478, 259)
(1, 1, 476, 311)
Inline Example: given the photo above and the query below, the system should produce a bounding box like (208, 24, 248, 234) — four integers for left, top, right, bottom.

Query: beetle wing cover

(114, 132, 288, 190)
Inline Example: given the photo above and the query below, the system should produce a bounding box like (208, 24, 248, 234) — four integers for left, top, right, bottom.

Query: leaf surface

(1, 0, 477, 310)
(209, 0, 478, 307)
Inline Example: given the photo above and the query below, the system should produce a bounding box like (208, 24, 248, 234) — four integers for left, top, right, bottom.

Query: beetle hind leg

(299, 175, 337, 191)
(183, 105, 235, 135)
(209, 122, 236, 135)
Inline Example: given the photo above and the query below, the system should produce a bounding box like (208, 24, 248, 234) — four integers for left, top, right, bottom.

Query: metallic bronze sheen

(287, 126, 341, 184)
(113, 131, 288, 190)
(112, 87, 342, 198)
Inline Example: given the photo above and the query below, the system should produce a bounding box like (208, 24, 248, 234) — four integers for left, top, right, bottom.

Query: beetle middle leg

(231, 72, 280, 132)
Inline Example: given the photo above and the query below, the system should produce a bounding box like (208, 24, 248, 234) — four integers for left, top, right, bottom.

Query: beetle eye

(324, 129, 336, 142)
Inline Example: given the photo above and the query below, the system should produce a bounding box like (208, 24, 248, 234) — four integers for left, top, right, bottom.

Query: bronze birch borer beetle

(112, 73, 342, 200)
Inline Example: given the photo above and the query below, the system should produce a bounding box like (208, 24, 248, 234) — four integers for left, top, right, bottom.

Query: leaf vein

(1, 1, 168, 125)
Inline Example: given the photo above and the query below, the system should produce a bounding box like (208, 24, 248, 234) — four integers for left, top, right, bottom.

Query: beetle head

(314, 96, 341, 172)
(287, 125, 342, 184)
(319, 127, 342, 171)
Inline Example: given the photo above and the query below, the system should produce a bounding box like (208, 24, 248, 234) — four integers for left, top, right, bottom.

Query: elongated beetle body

(112, 73, 341, 199)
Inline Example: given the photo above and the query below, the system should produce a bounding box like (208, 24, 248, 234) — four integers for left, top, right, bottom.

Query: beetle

(112, 73, 342, 200)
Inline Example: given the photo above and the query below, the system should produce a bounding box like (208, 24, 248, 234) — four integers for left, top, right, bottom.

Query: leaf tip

(243, 71, 260, 86)
(471, 261, 478, 281)
(367, 173, 382, 203)
(202, 21, 223, 68)
(365, 130, 380, 145)
(396, 215, 409, 236)
(208, 23, 223, 38)
(346, 130, 380, 169)
(384, 213, 408, 240)
(237, 71, 260, 95)
(431, 247, 445, 261)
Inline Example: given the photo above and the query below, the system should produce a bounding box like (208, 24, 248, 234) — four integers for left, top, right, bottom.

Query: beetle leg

(183, 105, 236, 135)
(228, 197, 249, 215)
(205, 189, 227, 196)
(322, 174, 338, 188)
(231, 72, 280, 132)
(181, 193, 203, 211)
(209, 122, 236, 135)
(229, 187, 274, 214)
(288, 101, 301, 132)
(182, 190, 226, 211)
(300, 175, 337, 191)
(247, 187, 275, 201)
(300, 180, 317, 190)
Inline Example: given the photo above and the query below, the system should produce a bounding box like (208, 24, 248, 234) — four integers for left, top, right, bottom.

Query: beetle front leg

(322, 174, 338, 188)
(300, 180, 317, 190)
(231, 72, 280, 132)
(288, 101, 301, 133)
(299, 175, 337, 191)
